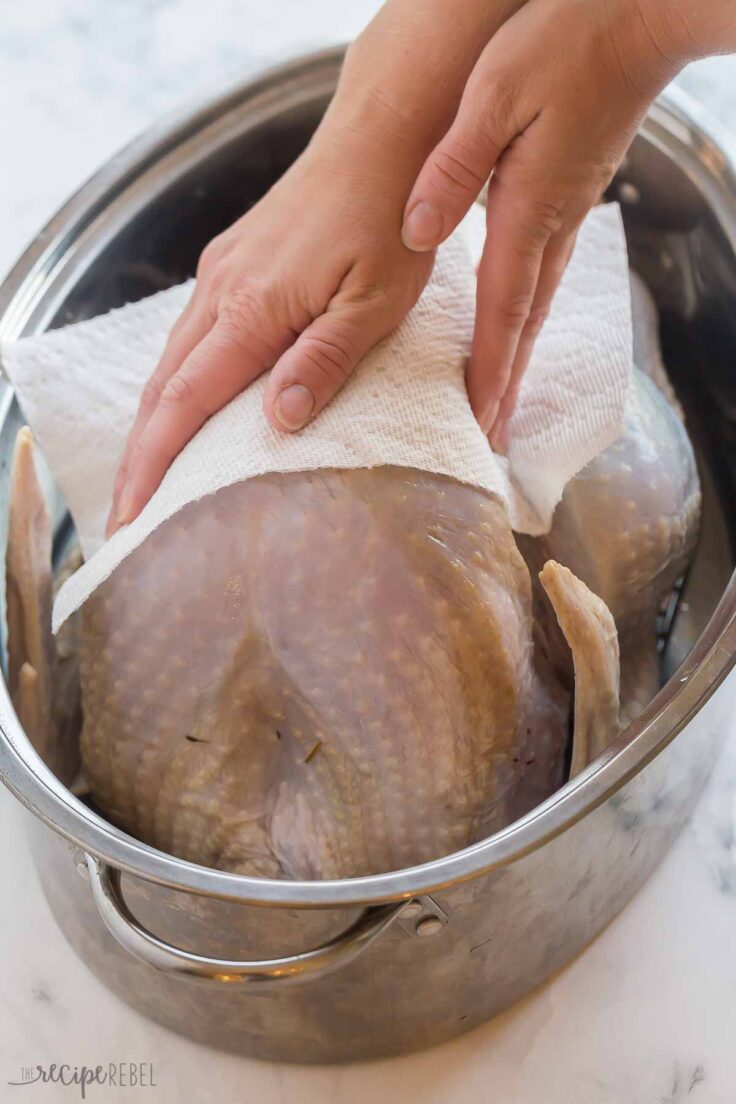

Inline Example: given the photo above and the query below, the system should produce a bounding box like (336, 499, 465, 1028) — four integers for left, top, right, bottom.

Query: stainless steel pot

(0, 49, 735, 1064)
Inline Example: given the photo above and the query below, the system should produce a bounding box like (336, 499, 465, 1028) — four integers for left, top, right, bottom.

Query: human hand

(108, 0, 734, 531)
(107, 0, 522, 532)
(107, 131, 434, 533)
(401, 0, 717, 449)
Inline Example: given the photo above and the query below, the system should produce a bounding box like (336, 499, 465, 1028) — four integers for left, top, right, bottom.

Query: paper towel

(0, 203, 633, 631)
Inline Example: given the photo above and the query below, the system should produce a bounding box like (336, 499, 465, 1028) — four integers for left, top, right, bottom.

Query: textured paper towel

(1, 203, 632, 631)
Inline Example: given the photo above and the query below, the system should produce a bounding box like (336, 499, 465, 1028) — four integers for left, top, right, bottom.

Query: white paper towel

(1, 203, 633, 631)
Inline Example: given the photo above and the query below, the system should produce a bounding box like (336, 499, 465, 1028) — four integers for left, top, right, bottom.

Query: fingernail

(116, 489, 135, 528)
(274, 384, 315, 431)
(480, 398, 500, 435)
(489, 417, 509, 455)
(402, 202, 444, 252)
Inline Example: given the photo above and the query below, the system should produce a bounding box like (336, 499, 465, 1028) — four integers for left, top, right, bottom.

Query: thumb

(263, 296, 397, 433)
(401, 66, 520, 252)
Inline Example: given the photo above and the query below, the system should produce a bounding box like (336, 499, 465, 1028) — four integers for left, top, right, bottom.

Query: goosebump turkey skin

(77, 467, 572, 880)
(6, 339, 701, 882)
(518, 369, 701, 730)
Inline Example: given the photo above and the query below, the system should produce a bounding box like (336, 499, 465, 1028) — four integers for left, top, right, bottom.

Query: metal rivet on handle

(415, 916, 444, 938)
(402, 901, 423, 918)
(397, 894, 449, 938)
(619, 182, 640, 205)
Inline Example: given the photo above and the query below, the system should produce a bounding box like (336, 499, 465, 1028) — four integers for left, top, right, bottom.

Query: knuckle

(196, 235, 226, 279)
(299, 331, 355, 385)
(159, 373, 208, 420)
(218, 281, 267, 332)
(497, 294, 534, 330)
(515, 200, 565, 250)
(524, 304, 551, 338)
(129, 437, 168, 480)
(340, 279, 390, 310)
(465, 68, 518, 145)
(593, 157, 619, 199)
(139, 376, 164, 414)
(473, 110, 510, 163)
(217, 285, 291, 366)
(428, 144, 487, 201)
(114, 458, 130, 488)
(530, 199, 564, 236)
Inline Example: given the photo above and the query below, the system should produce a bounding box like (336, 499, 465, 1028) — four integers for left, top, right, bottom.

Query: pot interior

(46, 82, 736, 665)
(1, 62, 735, 875)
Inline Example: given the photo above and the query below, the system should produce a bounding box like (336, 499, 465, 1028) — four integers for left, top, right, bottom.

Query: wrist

(316, 0, 525, 180)
(629, 0, 736, 71)
(320, 43, 455, 175)
(671, 0, 736, 58)
(311, 53, 446, 196)
(310, 86, 431, 198)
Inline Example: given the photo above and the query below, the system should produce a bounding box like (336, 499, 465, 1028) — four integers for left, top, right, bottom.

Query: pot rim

(0, 48, 735, 909)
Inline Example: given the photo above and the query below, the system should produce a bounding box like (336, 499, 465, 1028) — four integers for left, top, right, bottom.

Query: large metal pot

(0, 49, 735, 1064)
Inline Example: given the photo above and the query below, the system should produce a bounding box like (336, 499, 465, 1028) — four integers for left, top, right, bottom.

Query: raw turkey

(5, 277, 700, 881)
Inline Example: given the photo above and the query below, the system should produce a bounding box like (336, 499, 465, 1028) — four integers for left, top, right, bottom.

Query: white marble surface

(1, 2, 735, 1100)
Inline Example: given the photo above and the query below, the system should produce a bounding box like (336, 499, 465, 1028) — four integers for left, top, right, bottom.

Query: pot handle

(84, 854, 409, 986)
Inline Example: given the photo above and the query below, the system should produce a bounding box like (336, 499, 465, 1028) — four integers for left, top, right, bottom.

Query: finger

(263, 295, 399, 433)
(488, 227, 579, 451)
(113, 318, 291, 529)
(401, 57, 529, 252)
(106, 302, 209, 535)
(466, 166, 565, 434)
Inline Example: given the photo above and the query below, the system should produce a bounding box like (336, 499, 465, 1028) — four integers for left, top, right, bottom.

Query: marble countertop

(1, 3, 735, 1101)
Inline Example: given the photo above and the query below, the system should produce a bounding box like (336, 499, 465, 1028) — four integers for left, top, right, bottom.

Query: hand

(109, 0, 734, 531)
(107, 132, 434, 533)
(401, 0, 698, 450)
(107, 0, 522, 533)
